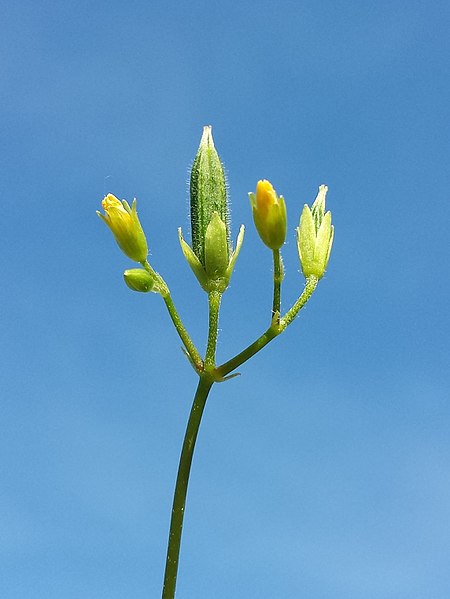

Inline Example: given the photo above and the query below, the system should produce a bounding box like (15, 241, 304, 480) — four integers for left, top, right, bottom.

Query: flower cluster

(98, 128, 333, 293)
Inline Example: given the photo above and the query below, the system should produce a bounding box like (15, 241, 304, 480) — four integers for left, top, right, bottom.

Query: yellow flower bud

(249, 180, 287, 250)
(97, 194, 148, 263)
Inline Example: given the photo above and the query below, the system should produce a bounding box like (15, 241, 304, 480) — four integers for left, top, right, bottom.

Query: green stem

(162, 376, 213, 599)
(216, 325, 279, 379)
(162, 293, 203, 370)
(279, 275, 318, 329)
(272, 248, 283, 321)
(205, 290, 222, 369)
(216, 276, 319, 378)
(142, 261, 203, 371)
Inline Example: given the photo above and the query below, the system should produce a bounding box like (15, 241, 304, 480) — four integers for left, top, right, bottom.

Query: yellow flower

(249, 180, 287, 250)
(97, 194, 148, 262)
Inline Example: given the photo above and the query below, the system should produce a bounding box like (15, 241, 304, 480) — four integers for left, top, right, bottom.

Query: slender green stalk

(160, 275, 317, 597)
(162, 376, 213, 599)
(216, 276, 319, 377)
(216, 325, 279, 379)
(204, 290, 222, 369)
(280, 275, 318, 329)
(142, 261, 203, 371)
(162, 287, 222, 597)
(162, 293, 203, 371)
(272, 248, 284, 321)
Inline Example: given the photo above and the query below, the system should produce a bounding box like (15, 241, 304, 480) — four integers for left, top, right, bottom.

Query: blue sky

(1, 0, 450, 597)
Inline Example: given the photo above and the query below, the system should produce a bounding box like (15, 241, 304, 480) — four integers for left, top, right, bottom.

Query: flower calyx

(180, 126, 244, 293)
(296, 185, 334, 280)
(179, 217, 244, 293)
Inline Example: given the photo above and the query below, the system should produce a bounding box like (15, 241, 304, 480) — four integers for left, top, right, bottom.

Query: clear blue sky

(1, 1, 450, 597)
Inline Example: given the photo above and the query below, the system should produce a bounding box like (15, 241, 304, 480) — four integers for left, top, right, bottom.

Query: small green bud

(296, 185, 334, 279)
(190, 126, 230, 266)
(180, 126, 244, 294)
(123, 268, 155, 292)
(97, 194, 148, 263)
(249, 179, 287, 250)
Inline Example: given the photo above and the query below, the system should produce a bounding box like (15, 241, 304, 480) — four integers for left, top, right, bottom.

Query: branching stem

(216, 276, 318, 377)
(161, 276, 318, 598)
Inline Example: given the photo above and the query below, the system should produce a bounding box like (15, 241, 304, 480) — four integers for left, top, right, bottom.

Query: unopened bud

(296, 185, 334, 279)
(97, 194, 148, 262)
(190, 126, 230, 266)
(249, 180, 287, 250)
(123, 268, 155, 292)
(180, 127, 244, 293)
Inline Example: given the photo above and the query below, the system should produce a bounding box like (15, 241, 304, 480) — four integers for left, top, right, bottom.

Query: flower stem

(142, 261, 203, 372)
(205, 290, 222, 369)
(162, 376, 213, 599)
(279, 275, 318, 329)
(272, 248, 284, 322)
(160, 278, 318, 596)
(162, 293, 203, 371)
(216, 325, 279, 379)
(216, 276, 319, 378)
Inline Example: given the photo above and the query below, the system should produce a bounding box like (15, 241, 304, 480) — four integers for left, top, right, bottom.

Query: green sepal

(225, 224, 245, 279)
(179, 223, 245, 294)
(326, 223, 335, 266)
(178, 227, 210, 291)
(297, 205, 315, 271)
(314, 211, 332, 271)
(311, 185, 327, 231)
(204, 212, 229, 279)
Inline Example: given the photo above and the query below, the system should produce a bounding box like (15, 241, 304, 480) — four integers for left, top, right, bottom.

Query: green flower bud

(296, 185, 334, 279)
(190, 126, 230, 266)
(179, 126, 244, 294)
(123, 268, 155, 292)
(249, 179, 287, 250)
(97, 194, 148, 263)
